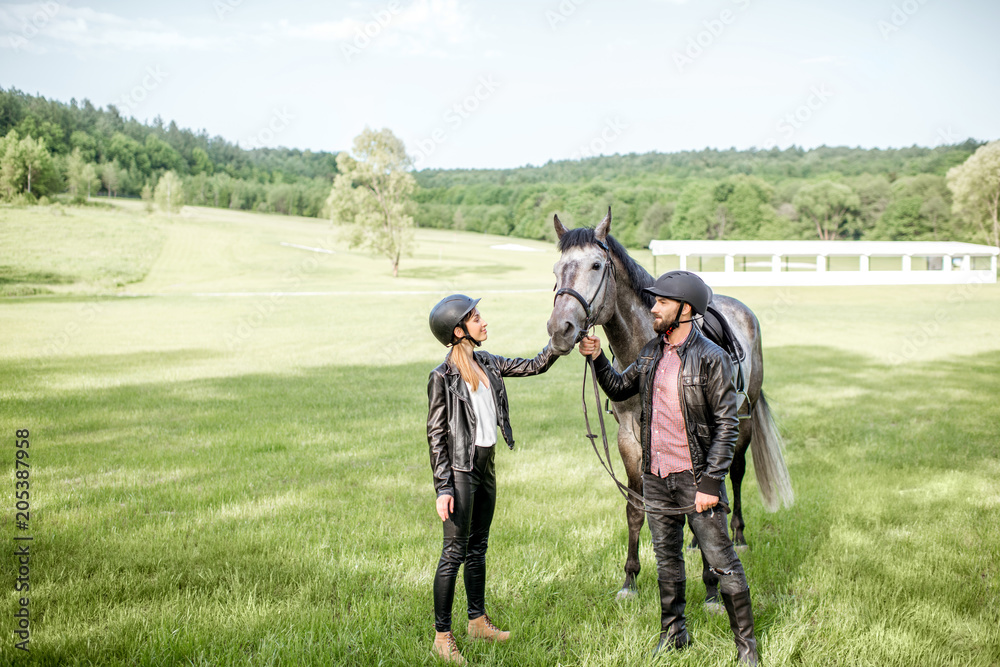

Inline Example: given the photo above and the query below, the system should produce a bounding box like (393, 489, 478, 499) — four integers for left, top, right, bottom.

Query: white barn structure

(648, 240, 999, 287)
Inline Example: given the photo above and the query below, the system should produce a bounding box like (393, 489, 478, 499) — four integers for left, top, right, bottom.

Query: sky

(1, 0, 999, 170)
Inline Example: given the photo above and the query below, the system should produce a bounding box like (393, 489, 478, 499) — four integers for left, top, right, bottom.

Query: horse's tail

(750, 389, 794, 512)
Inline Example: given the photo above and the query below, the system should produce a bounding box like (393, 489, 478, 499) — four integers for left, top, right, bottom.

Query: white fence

(648, 240, 999, 286)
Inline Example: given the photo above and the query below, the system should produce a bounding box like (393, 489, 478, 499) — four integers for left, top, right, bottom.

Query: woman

(426, 294, 559, 664)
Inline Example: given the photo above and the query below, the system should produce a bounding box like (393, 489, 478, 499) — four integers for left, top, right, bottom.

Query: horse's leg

(699, 546, 724, 614)
(730, 444, 748, 548)
(616, 411, 644, 600)
(688, 529, 699, 550)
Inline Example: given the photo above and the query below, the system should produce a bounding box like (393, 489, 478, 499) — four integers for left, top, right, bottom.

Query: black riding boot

(651, 579, 691, 658)
(721, 588, 758, 665)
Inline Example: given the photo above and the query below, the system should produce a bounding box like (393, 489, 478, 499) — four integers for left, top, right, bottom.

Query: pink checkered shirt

(650, 332, 693, 477)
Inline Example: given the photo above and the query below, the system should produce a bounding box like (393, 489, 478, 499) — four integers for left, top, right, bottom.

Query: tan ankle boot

(468, 614, 510, 642)
(432, 631, 465, 664)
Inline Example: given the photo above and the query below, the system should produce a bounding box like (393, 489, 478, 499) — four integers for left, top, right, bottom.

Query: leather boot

(721, 589, 759, 665)
(651, 579, 691, 658)
(432, 631, 465, 664)
(467, 614, 510, 642)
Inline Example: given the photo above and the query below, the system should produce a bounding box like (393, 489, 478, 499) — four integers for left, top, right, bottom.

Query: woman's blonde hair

(447, 312, 483, 390)
(447, 341, 481, 391)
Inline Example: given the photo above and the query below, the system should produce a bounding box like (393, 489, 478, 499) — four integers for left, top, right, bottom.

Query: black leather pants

(643, 471, 748, 596)
(433, 446, 496, 632)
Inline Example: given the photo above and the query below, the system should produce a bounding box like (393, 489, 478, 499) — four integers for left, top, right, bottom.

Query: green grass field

(1, 202, 999, 666)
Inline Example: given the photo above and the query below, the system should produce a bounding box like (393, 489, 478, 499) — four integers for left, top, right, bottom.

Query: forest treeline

(0, 87, 334, 216)
(0, 87, 989, 247)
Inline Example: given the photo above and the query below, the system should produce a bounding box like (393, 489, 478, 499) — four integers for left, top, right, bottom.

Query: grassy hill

(1, 204, 998, 665)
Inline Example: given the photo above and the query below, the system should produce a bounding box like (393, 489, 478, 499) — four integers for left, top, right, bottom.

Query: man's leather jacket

(427, 346, 558, 497)
(592, 327, 739, 498)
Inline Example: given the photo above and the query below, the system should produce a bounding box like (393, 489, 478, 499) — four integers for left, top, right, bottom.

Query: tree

(671, 181, 715, 239)
(65, 148, 99, 203)
(947, 140, 1000, 247)
(141, 182, 154, 213)
(792, 180, 861, 240)
(101, 160, 125, 197)
(154, 170, 185, 215)
(326, 128, 415, 277)
(64, 147, 85, 202)
(848, 174, 892, 237)
(0, 130, 58, 200)
(145, 135, 185, 173)
(81, 162, 99, 199)
(0, 130, 24, 200)
(191, 146, 214, 175)
(716, 175, 778, 239)
(871, 174, 952, 240)
(636, 201, 674, 246)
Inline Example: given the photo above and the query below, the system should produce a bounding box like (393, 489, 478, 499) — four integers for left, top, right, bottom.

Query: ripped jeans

(643, 471, 748, 595)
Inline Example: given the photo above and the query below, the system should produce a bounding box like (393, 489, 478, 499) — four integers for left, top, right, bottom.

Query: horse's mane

(557, 227, 656, 309)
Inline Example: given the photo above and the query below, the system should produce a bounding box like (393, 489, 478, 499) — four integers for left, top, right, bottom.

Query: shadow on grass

(2, 346, 999, 664)
(398, 263, 520, 280)
(0, 265, 76, 285)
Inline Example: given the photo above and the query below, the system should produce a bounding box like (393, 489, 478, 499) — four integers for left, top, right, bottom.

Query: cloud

(800, 55, 848, 65)
(0, 3, 219, 53)
(275, 0, 474, 56)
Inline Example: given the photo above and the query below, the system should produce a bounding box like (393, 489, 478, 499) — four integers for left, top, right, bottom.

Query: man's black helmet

(429, 294, 481, 346)
(643, 270, 713, 316)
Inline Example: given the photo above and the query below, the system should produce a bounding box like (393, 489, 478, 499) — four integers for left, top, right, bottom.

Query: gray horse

(546, 209, 793, 602)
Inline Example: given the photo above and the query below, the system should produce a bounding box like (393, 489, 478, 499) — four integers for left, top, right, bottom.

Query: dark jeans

(643, 471, 748, 596)
(433, 445, 496, 632)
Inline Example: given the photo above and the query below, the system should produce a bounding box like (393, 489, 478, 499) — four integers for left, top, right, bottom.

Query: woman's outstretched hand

(436, 494, 454, 521)
(579, 335, 602, 360)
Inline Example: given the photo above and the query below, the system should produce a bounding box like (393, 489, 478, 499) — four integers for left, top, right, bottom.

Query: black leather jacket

(592, 327, 739, 498)
(427, 345, 558, 497)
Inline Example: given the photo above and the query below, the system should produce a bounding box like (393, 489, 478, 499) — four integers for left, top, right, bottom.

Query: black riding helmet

(429, 294, 482, 347)
(643, 270, 713, 316)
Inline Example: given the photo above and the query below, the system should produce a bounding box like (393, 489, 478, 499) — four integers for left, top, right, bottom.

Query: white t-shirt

(466, 379, 498, 448)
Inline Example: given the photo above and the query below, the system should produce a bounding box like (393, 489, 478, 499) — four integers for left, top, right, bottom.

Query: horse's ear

(595, 207, 611, 242)
(554, 213, 569, 239)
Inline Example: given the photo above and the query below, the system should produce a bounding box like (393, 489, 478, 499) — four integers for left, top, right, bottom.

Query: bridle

(555, 241, 691, 516)
(553, 241, 616, 343)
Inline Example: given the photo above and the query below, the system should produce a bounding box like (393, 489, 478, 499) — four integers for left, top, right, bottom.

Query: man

(578, 270, 758, 665)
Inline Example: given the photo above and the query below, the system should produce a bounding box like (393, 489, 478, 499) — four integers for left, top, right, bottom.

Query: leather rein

(553, 246, 689, 516)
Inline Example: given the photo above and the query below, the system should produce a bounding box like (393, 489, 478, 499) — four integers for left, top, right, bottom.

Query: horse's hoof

(734, 544, 748, 553)
(615, 587, 638, 601)
(704, 600, 725, 615)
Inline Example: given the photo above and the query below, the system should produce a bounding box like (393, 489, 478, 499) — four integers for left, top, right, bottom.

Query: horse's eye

(592, 262, 601, 270)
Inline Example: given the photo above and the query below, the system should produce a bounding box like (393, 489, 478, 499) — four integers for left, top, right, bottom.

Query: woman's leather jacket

(427, 346, 558, 497)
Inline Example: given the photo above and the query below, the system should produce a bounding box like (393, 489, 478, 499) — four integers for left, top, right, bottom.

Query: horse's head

(546, 208, 619, 356)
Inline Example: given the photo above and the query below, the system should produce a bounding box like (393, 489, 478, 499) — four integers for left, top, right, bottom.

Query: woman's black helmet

(429, 294, 481, 347)
(643, 270, 713, 315)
